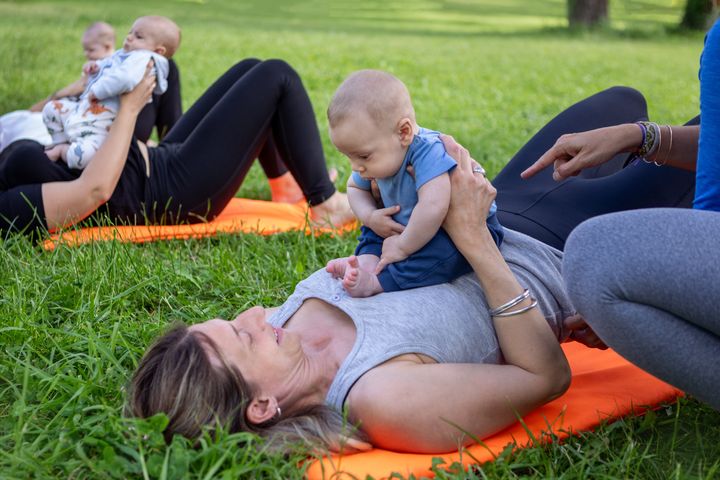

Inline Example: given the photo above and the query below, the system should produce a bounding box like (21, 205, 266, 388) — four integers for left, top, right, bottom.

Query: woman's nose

(233, 306, 265, 327)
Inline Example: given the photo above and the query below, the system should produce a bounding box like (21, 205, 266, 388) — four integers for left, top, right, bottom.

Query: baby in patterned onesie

(42, 16, 180, 169)
(326, 70, 504, 297)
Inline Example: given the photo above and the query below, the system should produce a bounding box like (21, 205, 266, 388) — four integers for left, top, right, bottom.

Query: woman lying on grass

(0, 58, 352, 236)
(129, 86, 695, 453)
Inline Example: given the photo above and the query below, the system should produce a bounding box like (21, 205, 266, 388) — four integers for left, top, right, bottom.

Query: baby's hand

(366, 205, 405, 238)
(376, 234, 409, 273)
(83, 61, 99, 76)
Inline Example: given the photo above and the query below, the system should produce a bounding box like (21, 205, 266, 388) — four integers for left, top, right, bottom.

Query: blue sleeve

(351, 171, 371, 190)
(411, 138, 456, 190)
(695, 19, 720, 211)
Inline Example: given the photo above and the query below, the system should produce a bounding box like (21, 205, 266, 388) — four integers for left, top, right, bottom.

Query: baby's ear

(154, 45, 167, 56)
(397, 117, 414, 146)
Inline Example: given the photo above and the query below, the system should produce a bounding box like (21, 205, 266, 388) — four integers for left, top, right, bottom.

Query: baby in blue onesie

(326, 69, 504, 297)
(42, 16, 180, 169)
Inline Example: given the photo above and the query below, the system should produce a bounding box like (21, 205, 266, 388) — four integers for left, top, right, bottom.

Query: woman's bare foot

(342, 256, 382, 297)
(309, 191, 355, 228)
(270, 168, 339, 204)
(326, 257, 349, 278)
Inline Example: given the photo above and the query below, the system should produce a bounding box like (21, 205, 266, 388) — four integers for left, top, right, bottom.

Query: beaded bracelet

(635, 121, 659, 157)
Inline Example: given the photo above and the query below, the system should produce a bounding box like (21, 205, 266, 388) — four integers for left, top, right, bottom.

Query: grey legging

(563, 208, 720, 409)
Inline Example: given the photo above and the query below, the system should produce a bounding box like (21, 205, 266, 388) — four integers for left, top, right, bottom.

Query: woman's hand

(439, 134, 496, 248)
(563, 314, 608, 350)
(521, 124, 642, 181)
(119, 60, 156, 116)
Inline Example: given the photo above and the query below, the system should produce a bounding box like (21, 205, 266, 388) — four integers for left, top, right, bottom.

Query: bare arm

(347, 176, 404, 238)
(521, 123, 699, 180)
(42, 66, 156, 231)
(28, 76, 87, 112)
(349, 136, 570, 452)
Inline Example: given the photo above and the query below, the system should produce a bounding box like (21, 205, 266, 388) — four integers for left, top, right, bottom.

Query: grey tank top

(267, 228, 574, 412)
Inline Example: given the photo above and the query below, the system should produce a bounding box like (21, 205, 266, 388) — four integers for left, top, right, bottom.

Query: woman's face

(189, 307, 301, 391)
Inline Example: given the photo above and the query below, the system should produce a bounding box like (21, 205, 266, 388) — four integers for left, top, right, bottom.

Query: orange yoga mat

(43, 198, 356, 249)
(306, 343, 682, 480)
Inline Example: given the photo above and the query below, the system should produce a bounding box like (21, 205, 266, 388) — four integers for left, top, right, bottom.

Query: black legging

(493, 86, 696, 250)
(149, 58, 336, 222)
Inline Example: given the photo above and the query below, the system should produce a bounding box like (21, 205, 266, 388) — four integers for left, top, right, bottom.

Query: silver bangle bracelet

(488, 289, 530, 316)
(492, 298, 539, 317)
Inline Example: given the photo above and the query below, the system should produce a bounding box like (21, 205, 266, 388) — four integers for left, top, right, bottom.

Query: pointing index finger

(521, 144, 561, 179)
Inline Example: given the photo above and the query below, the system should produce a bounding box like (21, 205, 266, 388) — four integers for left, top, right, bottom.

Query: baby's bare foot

(326, 257, 349, 279)
(342, 255, 382, 297)
(45, 143, 69, 162)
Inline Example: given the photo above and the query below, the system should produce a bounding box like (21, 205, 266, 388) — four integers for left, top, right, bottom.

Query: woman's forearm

(28, 76, 86, 112)
(81, 107, 137, 203)
(455, 226, 570, 398)
(42, 107, 137, 229)
(42, 68, 154, 230)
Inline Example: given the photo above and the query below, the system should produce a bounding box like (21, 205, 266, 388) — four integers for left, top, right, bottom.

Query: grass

(0, 0, 718, 478)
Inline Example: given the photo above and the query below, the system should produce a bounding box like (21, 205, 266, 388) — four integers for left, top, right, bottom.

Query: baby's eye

(358, 154, 370, 160)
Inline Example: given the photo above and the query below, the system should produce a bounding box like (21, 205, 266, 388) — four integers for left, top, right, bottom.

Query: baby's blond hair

(139, 15, 181, 58)
(327, 70, 415, 131)
(84, 21, 115, 45)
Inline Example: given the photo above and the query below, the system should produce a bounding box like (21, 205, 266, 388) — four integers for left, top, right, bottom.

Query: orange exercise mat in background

(306, 343, 681, 480)
(43, 198, 355, 249)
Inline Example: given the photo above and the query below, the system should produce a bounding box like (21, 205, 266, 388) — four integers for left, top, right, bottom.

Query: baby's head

(123, 16, 181, 58)
(328, 70, 416, 180)
(82, 21, 115, 61)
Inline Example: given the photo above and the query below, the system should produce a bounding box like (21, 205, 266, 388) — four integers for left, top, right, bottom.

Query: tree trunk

(681, 0, 718, 31)
(568, 0, 609, 28)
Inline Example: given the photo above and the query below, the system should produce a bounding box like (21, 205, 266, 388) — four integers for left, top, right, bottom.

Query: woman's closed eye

(230, 325, 253, 344)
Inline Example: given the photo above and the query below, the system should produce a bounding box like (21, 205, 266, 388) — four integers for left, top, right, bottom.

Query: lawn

(1, 0, 719, 478)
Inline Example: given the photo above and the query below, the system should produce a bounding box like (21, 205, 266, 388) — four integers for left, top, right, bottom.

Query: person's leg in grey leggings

(563, 208, 720, 409)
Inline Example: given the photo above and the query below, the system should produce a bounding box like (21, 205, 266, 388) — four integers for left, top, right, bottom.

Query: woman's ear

(397, 118, 414, 147)
(246, 395, 279, 425)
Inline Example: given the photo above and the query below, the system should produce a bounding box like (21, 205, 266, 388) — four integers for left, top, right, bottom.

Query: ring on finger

(472, 166, 486, 176)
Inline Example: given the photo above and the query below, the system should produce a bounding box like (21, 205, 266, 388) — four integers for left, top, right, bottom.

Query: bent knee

(261, 58, 299, 80)
(563, 215, 625, 314)
(602, 85, 647, 110)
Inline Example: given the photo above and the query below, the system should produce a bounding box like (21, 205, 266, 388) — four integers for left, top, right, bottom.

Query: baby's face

(82, 35, 113, 61)
(123, 18, 163, 53)
(330, 114, 407, 181)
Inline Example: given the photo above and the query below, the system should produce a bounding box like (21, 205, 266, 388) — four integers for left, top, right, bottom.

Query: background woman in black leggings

(493, 85, 696, 251)
(0, 59, 352, 235)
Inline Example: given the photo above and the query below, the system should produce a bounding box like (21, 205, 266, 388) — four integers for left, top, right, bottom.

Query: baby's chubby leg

(41, 99, 75, 145)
